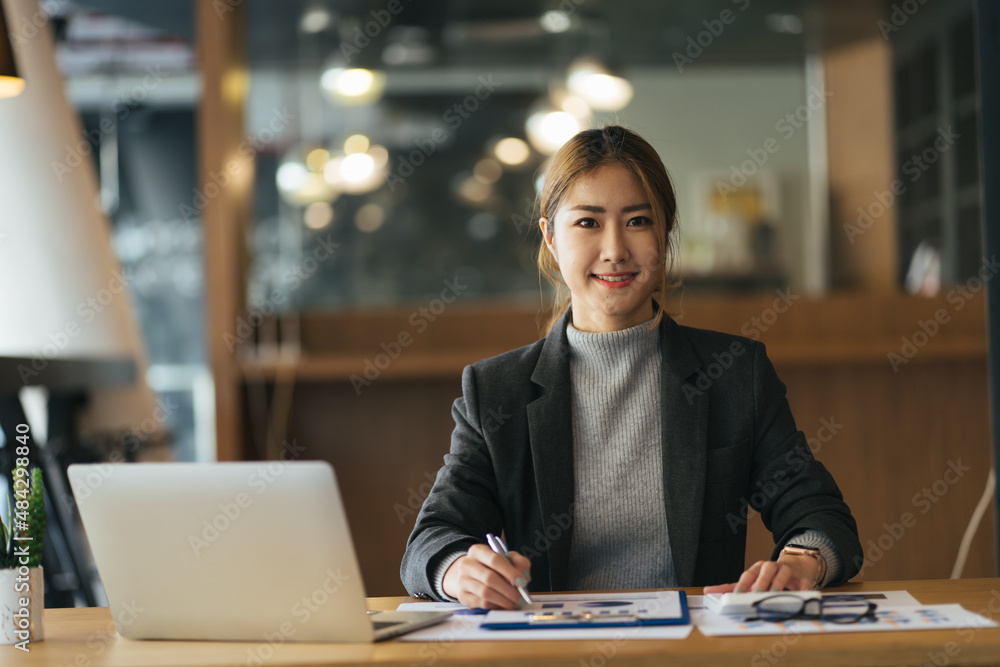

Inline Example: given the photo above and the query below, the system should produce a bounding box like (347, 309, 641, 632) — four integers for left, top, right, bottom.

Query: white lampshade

(0, 0, 160, 437)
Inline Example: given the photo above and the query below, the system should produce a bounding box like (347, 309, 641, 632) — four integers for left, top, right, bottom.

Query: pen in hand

(486, 533, 533, 605)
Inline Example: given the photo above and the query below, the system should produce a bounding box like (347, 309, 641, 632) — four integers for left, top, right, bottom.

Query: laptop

(67, 461, 451, 641)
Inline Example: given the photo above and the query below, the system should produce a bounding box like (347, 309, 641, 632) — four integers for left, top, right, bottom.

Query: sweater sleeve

(783, 528, 843, 588)
(431, 550, 467, 601)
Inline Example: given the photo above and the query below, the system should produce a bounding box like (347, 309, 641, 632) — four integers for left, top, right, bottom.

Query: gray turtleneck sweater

(564, 317, 674, 589)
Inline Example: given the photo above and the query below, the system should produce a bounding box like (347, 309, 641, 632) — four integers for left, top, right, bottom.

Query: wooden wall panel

(288, 378, 461, 597)
(745, 360, 995, 581)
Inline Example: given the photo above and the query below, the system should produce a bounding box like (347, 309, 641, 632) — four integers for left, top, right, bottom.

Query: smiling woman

(536, 127, 679, 334)
(400, 125, 863, 610)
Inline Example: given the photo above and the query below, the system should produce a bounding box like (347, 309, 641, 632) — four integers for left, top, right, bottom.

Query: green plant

(2, 466, 46, 569)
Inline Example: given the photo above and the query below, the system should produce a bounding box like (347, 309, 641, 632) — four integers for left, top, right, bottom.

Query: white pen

(485, 532, 533, 605)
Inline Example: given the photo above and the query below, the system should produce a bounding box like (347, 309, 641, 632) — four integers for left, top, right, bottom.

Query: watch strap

(781, 543, 827, 589)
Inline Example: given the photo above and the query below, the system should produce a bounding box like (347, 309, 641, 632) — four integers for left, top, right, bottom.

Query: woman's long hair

(536, 125, 680, 335)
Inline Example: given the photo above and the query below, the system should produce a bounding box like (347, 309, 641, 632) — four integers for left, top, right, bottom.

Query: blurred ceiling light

(566, 58, 633, 111)
(300, 5, 333, 34)
(306, 147, 330, 171)
(323, 144, 388, 194)
(355, 203, 386, 233)
(473, 158, 502, 184)
(0, 0, 25, 98)
(526, 110, 580, 154)
(344, 133, 370, 154)
(320, 66, 386, 105)
(455, 173, 492, 204)
(539, 10, 572, 33)
(494, 137, 531, 166)
(765, 13, 803, 34)
(322, 155, 344, 186)
(303, 201, 335, 229)
(277, 148, 338, 206)
(341, 152, 375, 183)
(277, 161, 308, 193)
(558, 92, 591, 118)
(368, 144, 389, 169)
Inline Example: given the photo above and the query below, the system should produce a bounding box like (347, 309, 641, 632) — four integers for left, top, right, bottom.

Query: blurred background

(0, 0, 993, 600)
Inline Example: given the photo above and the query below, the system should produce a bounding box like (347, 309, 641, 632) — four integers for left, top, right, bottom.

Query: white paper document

(397, 591, 693, 641)
(694, 604, 997, 636)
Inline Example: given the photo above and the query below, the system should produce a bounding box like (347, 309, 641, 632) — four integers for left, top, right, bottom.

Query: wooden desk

(7, 579, 1000, 667)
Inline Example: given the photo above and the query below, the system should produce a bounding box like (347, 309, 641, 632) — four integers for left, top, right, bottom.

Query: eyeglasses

(745, 594, 878, 624)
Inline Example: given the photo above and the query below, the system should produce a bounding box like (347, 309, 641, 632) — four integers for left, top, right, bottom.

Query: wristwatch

(780, 543, 827, 589)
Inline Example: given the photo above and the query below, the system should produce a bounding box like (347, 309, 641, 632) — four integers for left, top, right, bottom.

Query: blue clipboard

(479, 591, 689, 630)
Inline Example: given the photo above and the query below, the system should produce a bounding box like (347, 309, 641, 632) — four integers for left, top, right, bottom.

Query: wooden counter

(10, 579, 1000, 667)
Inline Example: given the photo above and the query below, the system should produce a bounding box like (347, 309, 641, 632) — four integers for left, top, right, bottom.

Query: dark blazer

(401, 307, 862, 599)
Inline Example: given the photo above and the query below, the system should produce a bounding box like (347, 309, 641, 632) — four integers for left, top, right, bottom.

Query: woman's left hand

(702, 553, 820, 594)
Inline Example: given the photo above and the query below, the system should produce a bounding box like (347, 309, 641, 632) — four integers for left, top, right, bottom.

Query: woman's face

(541, 163, 664, 333)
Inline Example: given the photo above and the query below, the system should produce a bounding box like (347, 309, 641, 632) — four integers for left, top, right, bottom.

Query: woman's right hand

(441, 543, 532, 609)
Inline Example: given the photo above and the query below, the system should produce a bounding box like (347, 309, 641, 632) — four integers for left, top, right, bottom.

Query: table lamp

(0, 0, 168, 606)
(0, 0, 161, 435)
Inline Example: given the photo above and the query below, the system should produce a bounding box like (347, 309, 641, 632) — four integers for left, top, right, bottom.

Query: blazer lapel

(527, 308, 575, 591)
(659, 315, 709, 586)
